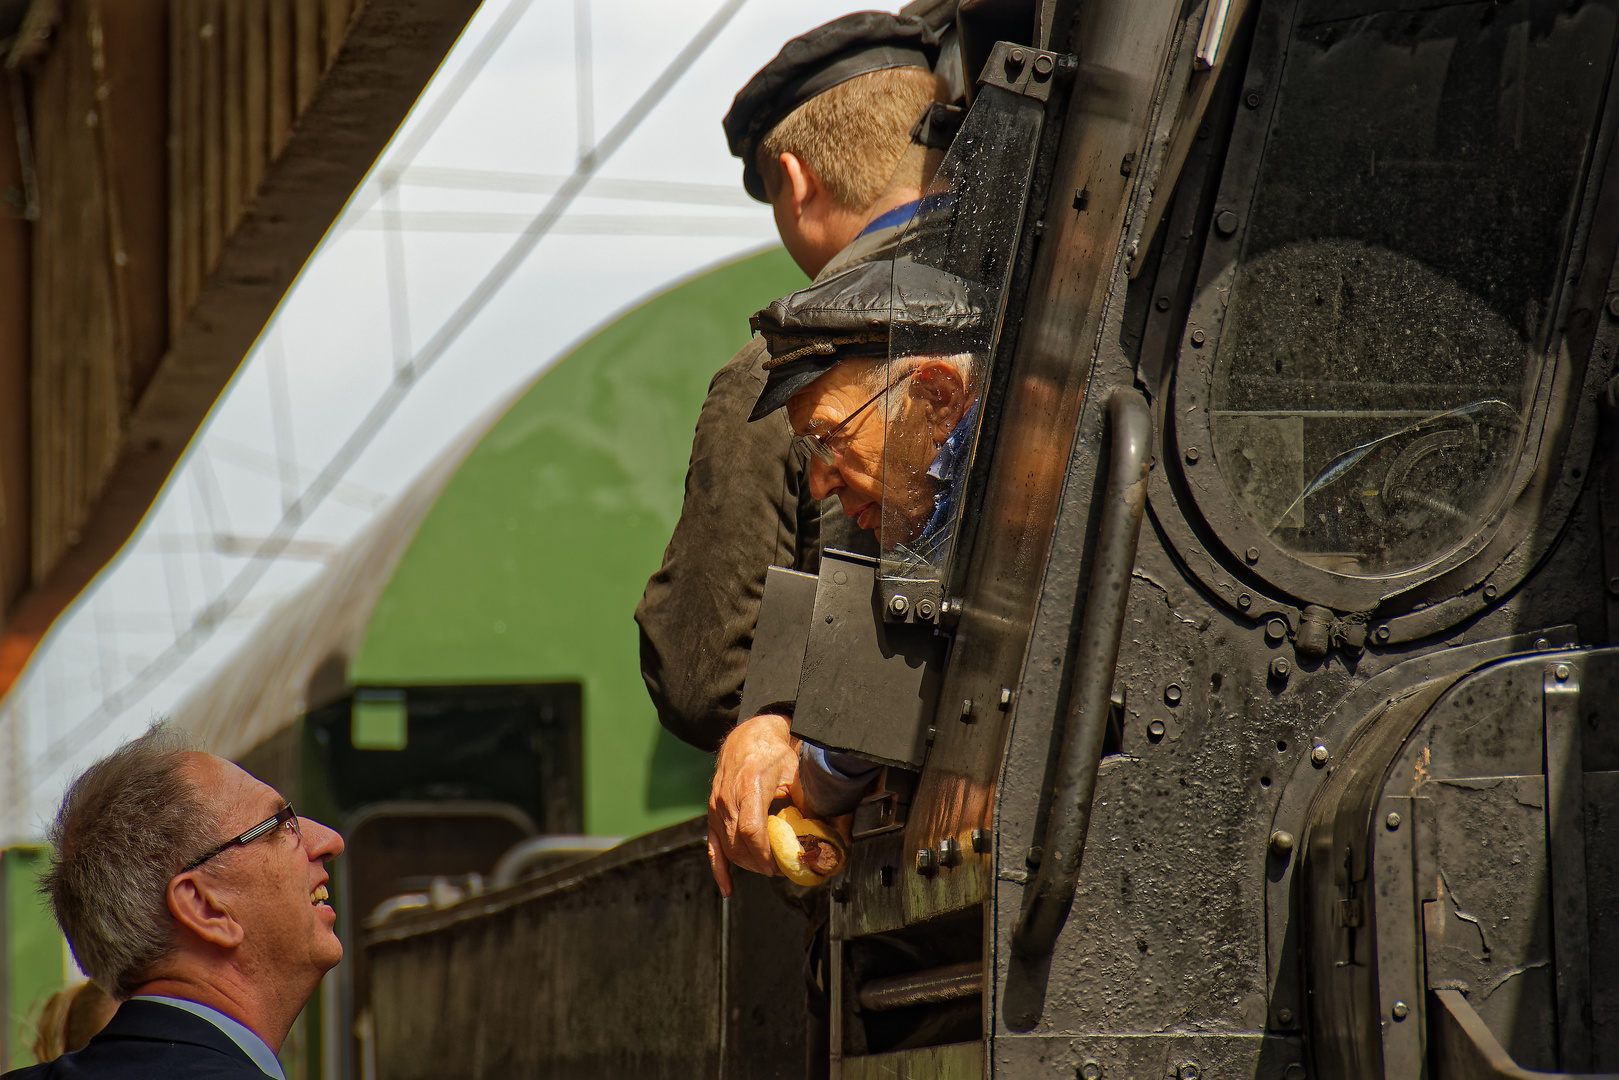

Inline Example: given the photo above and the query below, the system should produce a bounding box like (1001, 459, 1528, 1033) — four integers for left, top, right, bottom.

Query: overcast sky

(0, 0, 860, 842)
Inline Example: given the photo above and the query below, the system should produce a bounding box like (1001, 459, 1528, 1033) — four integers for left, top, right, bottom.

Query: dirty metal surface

(364, 819, 805, 1080)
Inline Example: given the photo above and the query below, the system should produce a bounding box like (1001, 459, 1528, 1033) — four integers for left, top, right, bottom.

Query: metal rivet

(1238, 593, 1252, 609)
(916, 598, 936, 620)
(1608, 577, 1619, 596)
(832, 570, 848, 585)
(1245, 91, 1262, 108)
(1164, 683, 1183, 706)
(971, 828, 989, 853)
(1215, 209, 1238, 235)
(889, 595, 910, 617)
(1270, 657, 1290, 680)
(1556, 663, 1572, 682)
(1608, 295, 1619, 319)
(1276, 1007, 1294, 1026)
(1311, 745, 1330, 767)
(1265, 617, 1288, 642)
(1284, 1066, 1306, 1080)
(1009, 47, 1025, 63)
(1156, 295, 1171, 311)
(1392, 1001, 1409, 1020)
(1483, 582, 1497, 600)
(1536, 637, 1551, 651)
(1190, 328, 1206, 347)
(1246, 546, 1260, 564)
(1033, 54, 1054, 76)
(1375, 625, 1391, 643)
(1185, 446, 1201, 464)
(960, 699, 974, 722)
(1386, 812, 1401, 830)
(1079, 1062, 1102, 1080)
(1148, 719, 1167, 741)
(916, 848, 935, 874)
(1179, 1064, 1202, 1080)
(938, 837, 961, 866)
(1270, 830, 1295, 856)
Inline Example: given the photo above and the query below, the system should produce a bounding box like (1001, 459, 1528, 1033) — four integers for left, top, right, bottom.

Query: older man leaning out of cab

(707, 259, 990, 894)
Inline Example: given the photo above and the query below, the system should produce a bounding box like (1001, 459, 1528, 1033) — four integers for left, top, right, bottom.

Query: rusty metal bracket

(976, 40, 1076, 104)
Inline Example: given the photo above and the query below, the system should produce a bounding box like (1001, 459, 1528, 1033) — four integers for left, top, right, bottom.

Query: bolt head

(1033, 54, 1055, 76)
(971, 828, 989, 853)
(1265, 617, 1288, 642)
(1483, 582, 1498, 599)
(1156, 295, 1171, 311)
(1079, 1062, 1102, 1080)
(1148, 719, 1167, 741)
(1375, 625, 1391, 642)
(1386, 811, 1401, 830)
(916, 598, 936, 620)
(1608, 576, 1619, 596)
(1215, 209, 1239, 235)
(1556, 662, 1572, 682)
(1245, 546, 1261, 563)
(1179, 1064, 1202, 1080)
(1392, 1000, 1409, 1020)
(1190, 328, 1207, 346)
(889, 595, 910, 616)
(1311, 745, 1330, 767)
(1164, 683, 1183, 706)
(1276, 1007, 1294, 1026)
(915, 848, 935, 873)
(1269, 830, 1295, 856)
(1270, 657, 1291, 679)
(1608, 294, 1619, 319)
(1284, 1066, 1306, 1080)
(1245, 91, 1262, 108)
(1184, 446, 1201, 463)
(1009, 47, 1025, 62)
(1000, 687, 1013, 707)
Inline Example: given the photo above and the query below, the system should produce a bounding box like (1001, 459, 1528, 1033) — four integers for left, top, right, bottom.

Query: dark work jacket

(3, 999, 268, 1079)
(634, 222, 904, 752)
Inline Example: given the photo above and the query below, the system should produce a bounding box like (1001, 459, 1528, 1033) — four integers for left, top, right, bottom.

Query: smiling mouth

(311, 884, 330, 906)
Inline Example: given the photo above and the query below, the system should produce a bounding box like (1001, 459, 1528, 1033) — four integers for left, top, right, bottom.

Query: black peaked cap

(748, 260, 991, 422)
(724, 12, 940, 202)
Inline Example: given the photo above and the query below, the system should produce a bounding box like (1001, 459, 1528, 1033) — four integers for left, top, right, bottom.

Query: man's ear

(911, 361, 970, 442)
(778, 152, 819, 218)
(168, 872, 245, 949)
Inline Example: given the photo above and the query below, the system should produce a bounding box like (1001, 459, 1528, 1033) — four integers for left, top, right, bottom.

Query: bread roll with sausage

(767, 806, 847, 886)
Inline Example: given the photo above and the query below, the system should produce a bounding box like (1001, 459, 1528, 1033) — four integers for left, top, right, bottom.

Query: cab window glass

(878, 85, 1042, 582)
(1208, 0, 1616, 576)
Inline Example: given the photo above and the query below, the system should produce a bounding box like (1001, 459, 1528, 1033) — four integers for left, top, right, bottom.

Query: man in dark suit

(5, 726, 344, 1077)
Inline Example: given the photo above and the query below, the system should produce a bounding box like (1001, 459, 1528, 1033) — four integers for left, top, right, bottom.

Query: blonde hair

(29, 981, 117, 1061)
(758, 66, 946, 209)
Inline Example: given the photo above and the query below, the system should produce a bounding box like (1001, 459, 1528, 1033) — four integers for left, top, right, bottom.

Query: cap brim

(748, 363, 836, 422)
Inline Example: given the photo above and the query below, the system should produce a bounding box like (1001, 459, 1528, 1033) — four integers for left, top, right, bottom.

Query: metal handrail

(1012, 388, 1152, 957)
(489, 834, 624, 889)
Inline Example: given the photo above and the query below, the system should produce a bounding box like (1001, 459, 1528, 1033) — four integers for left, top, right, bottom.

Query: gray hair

(858, 352, 979, 421)
(42, 724, 218, 998)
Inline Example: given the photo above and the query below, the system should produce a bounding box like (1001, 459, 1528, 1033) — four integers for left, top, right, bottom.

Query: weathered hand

(707, 713, 798, 896)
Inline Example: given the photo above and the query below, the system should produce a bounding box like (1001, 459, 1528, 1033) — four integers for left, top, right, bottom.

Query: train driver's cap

(724, 12, 940, 203)
(748, 260, 991, 422)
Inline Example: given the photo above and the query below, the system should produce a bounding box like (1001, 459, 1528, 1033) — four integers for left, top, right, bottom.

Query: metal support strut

(1012, 388, 1153, 958)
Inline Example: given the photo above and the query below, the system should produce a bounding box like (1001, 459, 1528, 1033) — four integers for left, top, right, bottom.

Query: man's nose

(807, 456, 843, 500)
(303, 818, 345, 861)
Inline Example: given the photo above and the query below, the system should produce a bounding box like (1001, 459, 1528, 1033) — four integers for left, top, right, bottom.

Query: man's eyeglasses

(794, 370, 914, 466)
(182, 804, 303, 872)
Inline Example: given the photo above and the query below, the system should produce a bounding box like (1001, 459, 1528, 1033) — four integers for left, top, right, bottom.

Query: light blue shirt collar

(132, 995, 286, 1079)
